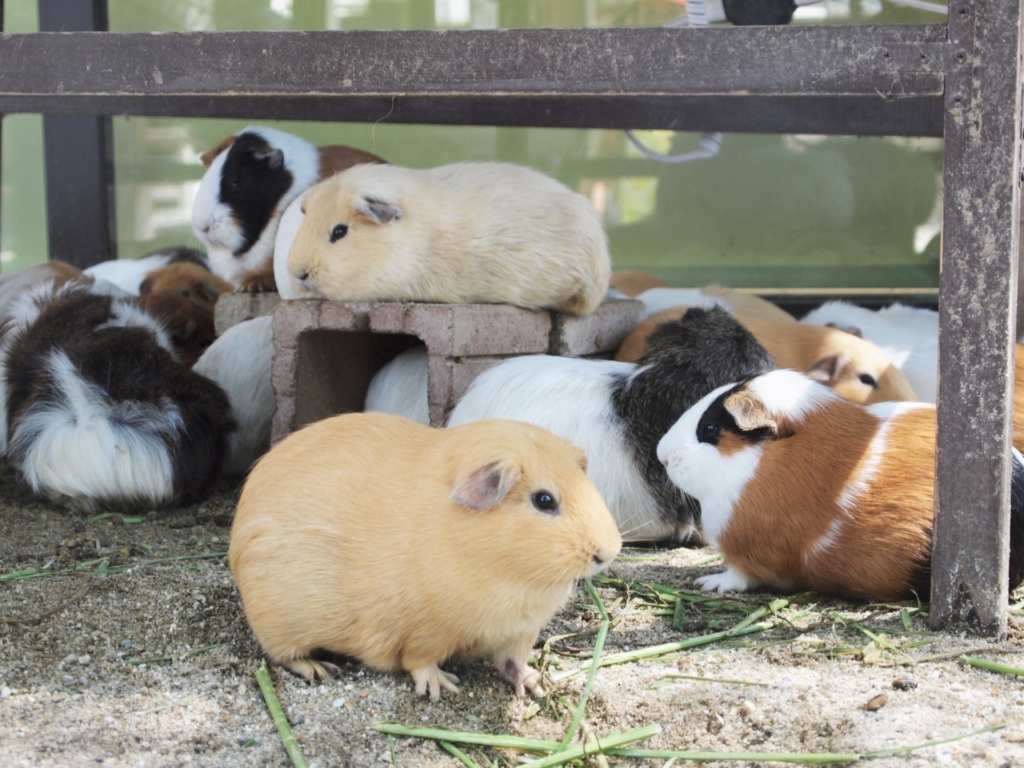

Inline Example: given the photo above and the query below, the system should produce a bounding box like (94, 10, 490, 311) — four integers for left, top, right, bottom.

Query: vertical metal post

(38, 0, 116, 267)
(0, 0, 5, 273)
(932, 0, 1024, 633)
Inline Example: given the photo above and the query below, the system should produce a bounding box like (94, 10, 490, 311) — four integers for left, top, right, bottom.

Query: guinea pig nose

(661, 458, 669, 467)
(593, 554, 604, 566)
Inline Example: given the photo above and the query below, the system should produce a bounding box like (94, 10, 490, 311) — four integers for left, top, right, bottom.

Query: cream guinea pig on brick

(286, 162, 611, 314)
(656, 369, 1024, 602)
(229, 412, 622, 699)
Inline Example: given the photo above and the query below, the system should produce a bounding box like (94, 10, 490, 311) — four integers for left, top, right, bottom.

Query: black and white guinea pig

(0, 281, 236, 511)
(192, 127, 385, 289)
(657, 369, 1024, 601)
(83, 246, 209, 296)
(440, 307, 776, 543)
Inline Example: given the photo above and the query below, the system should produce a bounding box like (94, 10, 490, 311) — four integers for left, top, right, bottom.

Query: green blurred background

(1, 0, 942, 290)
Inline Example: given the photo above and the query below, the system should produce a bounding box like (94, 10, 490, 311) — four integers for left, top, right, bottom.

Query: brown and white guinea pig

(83, 246, 210, 296)
(618, 307, 917, 405)
(139, 262, 233, 315)
(609, 269, 668, 297)
(0, 281, 235, 511)
(192, 127, 385, 290)
(229, 412, 622, 698)
(133, 292, 217, 368)
(286, 162, 612, 314)
(636, 286, 797, 324)
(656, 369, 1024, 602)
(0, 262, 91, 320)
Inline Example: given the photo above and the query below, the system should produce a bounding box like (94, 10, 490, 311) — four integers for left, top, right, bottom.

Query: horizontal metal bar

(0, 93, 944, 136)
(0, 25, 949, 101)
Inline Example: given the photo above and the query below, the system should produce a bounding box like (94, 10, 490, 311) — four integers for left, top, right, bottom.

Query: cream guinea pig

(228, 412, 622, 699)
(286, 162, 611, 314)
(657, 369, 1024, 602)
(618, 307, 917, 406)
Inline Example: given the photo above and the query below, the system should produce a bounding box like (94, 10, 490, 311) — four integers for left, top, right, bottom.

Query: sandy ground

(2, 466, 1024, 768)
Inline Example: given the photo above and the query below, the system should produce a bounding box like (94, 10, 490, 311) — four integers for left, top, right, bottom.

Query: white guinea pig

(192, 127, 384, 289)
(364, 344, 429, 425)
(229, 412, 621, 698)
(656, 369, 1024, 601)
(287, 162, 611, 314)
(192, 316, 276, 477)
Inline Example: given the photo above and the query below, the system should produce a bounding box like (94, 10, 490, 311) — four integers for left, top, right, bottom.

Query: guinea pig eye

(700, 422, 721, 442)
(531, 490, 559, 515)
(329, 224, 349, 243)
(859, 373, 879, 388)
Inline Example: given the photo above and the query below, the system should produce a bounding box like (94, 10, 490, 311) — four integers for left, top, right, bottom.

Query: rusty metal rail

(3, 1, 1021, 633)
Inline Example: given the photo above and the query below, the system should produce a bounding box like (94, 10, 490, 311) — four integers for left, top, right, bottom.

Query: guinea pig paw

(411, 665, 460, 701)
(282, 658, 340, 683)
(502, 659, 544, 698)
(695, 567, 757, 594)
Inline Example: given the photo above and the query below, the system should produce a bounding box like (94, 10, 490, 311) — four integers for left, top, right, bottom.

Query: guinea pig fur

(800, 300, 939, 403)
(83, 246, 209, 296)
(287, 162, 611, 314)
(192, 127, 385, 287)
(364, 343, 429, 425)
(229, 412, 622, 698)
(0, 281, 235, 511)
(193, 316, 276, 477)
(0, 262, 91, 322)
(272, 191, 308, 300)
(656, 369, 1024, 602)
(139, 262, 234, 314)
(448, 307, 776, 543)
(133, 292, 217, 368)
(637, 286, 796, 324)
(800, 301, 1024, 454)
(619, 307, 918, 406)
(608, 269, 668, 297)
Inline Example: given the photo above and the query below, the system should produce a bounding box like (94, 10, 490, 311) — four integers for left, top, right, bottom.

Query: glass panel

(2, 0, 944, 294)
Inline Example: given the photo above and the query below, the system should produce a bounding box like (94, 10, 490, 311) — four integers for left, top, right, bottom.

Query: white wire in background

(625, 0, 724, 165)
(625, 130, 724, 164)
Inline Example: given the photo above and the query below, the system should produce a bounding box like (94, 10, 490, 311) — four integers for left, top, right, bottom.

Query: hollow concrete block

(270, 297, 643, 442)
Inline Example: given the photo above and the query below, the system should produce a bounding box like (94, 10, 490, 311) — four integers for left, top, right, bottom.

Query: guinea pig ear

(451, 459, 523, 511)
(355, 197, 402, 225)
(825, 322, 863, 339)
(723, 390, 781, 438)
(253, 146, 285, 171)
(200, 136, 234, 167)
(808, 354, 849, 385)
(192, 280, 223, 306)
